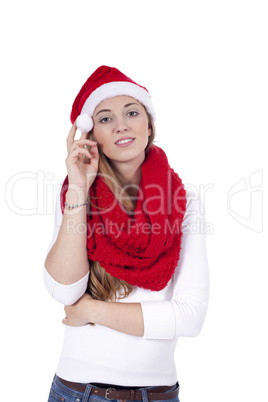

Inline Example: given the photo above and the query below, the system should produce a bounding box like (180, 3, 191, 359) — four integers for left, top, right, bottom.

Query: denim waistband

(48, 375, 180, 402)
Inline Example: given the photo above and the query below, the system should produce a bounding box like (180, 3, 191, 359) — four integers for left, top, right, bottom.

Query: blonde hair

(86, 112, 155, 302)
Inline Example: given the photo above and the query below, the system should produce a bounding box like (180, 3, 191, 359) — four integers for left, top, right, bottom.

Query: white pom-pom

(76, 113, 93, 133)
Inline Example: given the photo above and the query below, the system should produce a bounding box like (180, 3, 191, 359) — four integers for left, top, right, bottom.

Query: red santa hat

(71, 65, 155, 133)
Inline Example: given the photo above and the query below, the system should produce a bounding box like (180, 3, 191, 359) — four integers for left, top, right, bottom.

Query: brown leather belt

(57, 376, 179, 401)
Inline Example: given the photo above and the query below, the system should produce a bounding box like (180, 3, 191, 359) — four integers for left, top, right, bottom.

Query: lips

(115, 137, 135, 145)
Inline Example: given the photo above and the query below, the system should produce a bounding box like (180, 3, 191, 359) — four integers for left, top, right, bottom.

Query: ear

(148, 126, 152, 137)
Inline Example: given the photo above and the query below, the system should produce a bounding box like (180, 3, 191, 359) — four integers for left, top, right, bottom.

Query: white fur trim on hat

(76, 113, 94, 133)
(80, 81, 156, 123)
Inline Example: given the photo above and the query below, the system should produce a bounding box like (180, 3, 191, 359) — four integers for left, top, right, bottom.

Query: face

(92, 96, 151, 166)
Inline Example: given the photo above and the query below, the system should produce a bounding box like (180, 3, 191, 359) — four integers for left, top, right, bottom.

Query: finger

(73, 139, 97, 148)
(82, 143, 99, 164)
(67, 148, 93, 161)
(67, 125, 91, 149)
(87, 143, 99, 160)
(69, 139, 94, 155)
(70, 142, 92, 154)
(79, 131, 90, 139)
(66, 124, 78, 152)
(67, 123, 77, 140)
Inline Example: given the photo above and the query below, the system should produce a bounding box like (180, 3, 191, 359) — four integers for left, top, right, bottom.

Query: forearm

(93, 301, 144, 337)
(64, 295, 145, 337)
(45, 185, 90, 284)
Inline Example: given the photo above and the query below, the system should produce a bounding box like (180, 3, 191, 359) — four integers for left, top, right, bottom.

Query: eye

(127, 111, 139, 117)
(99, 116, 112, 123)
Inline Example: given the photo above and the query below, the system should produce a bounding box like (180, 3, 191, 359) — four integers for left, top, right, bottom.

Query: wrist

(66, 184, 89, 204)
(88, 299, 105, 326)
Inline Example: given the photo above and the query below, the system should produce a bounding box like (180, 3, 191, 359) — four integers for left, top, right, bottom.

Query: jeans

(47, 375, 180, 402)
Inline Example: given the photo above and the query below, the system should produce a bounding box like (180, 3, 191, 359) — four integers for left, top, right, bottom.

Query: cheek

(92, 127, 106, 145)
(140, 122, 151, 139)
(92, 128, 113, 155)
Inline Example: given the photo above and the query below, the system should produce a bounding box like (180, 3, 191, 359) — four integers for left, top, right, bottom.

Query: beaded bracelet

(64, 201, 89, 210)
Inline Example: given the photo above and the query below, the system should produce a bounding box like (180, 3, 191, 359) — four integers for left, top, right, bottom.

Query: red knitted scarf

(60, 145, 186, 291)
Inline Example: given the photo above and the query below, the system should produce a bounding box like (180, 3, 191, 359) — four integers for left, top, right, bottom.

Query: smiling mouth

(115, 138, 135, 145)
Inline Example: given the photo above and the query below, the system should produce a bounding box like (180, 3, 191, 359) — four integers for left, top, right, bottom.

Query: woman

(44, 65, 209, 402)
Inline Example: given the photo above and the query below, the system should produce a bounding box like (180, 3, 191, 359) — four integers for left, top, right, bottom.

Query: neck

(110, 152, 145, 192)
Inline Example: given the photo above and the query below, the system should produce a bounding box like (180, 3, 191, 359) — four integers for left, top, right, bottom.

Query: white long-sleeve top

(43, 185, 209, 386)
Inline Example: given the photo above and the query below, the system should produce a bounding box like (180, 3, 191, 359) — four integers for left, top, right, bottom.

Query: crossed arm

(44, 187, 209, 340)
(63, 294, 144, 337)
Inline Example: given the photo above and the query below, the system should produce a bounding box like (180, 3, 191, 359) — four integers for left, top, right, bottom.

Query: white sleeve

(140, 191, 210, 340)
(43, 180, 89, 305)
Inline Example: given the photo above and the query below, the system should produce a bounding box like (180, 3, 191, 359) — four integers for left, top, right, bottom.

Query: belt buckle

(105, 388, 116, 400)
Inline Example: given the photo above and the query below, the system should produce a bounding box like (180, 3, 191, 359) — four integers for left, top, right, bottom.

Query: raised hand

(65, 124, 99, 191)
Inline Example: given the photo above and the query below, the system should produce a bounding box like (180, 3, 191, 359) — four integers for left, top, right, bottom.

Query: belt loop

(130, 389, 135, 401)
(141, 388, 149, 402)
(82, 384, 93, 402)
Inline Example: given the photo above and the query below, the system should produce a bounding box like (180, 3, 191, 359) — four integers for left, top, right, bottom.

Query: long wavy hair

(86, 111, 156, 302)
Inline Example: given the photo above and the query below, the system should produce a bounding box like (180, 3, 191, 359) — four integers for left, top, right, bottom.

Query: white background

(1, 1, 267, 401)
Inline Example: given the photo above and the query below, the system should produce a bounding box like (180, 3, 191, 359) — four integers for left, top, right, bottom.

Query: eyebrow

(124, 102, 139, 108)
(95, 103, 139, 117)
(95, 108, 112, 117)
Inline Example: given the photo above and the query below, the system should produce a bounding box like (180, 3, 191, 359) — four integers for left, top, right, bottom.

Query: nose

(114, 116, 128, 133)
